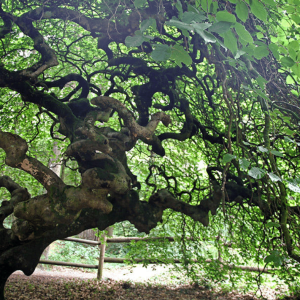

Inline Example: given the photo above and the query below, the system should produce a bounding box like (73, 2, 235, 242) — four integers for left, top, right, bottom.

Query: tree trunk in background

(106, 227, 113, 237)
(78, 229, 98, 241)
(48, 141, 62, 178)
(105, 226, 113, 250)
(78, 226, 114, 241)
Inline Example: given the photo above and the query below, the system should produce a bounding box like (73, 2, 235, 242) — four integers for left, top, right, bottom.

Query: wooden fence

(38, 236, 275, 280)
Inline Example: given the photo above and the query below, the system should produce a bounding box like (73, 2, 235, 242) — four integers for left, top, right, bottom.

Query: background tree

(0, 0, 300, 298)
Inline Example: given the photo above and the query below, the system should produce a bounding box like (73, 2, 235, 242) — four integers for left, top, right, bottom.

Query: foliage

(0, 0, 300, 298)
(48, 241, 99, 266)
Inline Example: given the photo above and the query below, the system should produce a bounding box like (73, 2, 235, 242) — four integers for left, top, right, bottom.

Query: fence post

(97, 227, 113, 280)
(97, 235, 106, 280)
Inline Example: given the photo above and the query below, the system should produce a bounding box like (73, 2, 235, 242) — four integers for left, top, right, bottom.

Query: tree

(0, 0, 300, 298)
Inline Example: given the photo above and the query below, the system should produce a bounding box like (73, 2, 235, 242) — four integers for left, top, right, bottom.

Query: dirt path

(12, 264, 171, 282)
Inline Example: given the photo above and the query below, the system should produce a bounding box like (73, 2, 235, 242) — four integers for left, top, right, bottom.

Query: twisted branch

(0, 176, 30, 228)
(0, 131, 65, 193)
(91, 96, 171, 155)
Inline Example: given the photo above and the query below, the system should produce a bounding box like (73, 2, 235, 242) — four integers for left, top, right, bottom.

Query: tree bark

(41, 141, 62, 263)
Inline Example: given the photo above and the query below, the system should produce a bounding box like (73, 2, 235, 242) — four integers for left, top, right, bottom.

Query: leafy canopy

(0, 0, 300, 295)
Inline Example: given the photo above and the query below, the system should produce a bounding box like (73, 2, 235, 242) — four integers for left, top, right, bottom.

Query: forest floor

(4, 265, 295, 300)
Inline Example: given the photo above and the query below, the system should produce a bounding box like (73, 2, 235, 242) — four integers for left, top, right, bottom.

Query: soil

(4, 265, 291, 300)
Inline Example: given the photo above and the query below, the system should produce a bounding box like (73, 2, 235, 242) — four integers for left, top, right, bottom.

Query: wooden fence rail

(64, 236, 232, 245)
(39, 236, 274, 279)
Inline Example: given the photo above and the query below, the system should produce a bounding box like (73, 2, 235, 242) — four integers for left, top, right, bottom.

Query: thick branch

(66, 138, 112, 157)
(0, 131, 65, 193)
(81, 152, 131, 195)
(12, 187, 113, 240)
(45, 74, 89, 100)
(28, 7, 138, 37)
(149, 188, 222, 226)
(111, 187, 222, 234)
(159, 99, 194, 142)
(91, 96, 171, 155)
(225, 181, 272, 218)
(0, 176, 30, 228)
(207, 167, 273, 218)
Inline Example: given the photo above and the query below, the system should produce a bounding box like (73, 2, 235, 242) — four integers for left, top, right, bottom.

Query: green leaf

(198, 30, 217, 43)
(250, 0, 267, 22)
(248, 167, 266, 179)
(284, 136, 296, 143)
(191, 22, 212, 31)
(181, 29, 190, 37)
(222, 153, 236, 163)
(210, 1, 218, 14)
(166, 19, 194, 31)
(292, 14, 300, 25)
(192, 24, 216, 43)
(234, 23, 253, 44)
(222, 30, 238, 54)
(266, 222, 280, 228)
(282, 116, 291, 122)
(291, 63, 300, 77)
(253, 45, 269, 59)
(289, 48, 297, 61)
(281, 57, 295, 67)
(175, 1, 183, 17)
(208, 21, 233, 34)
(216, 11, 236, 23)
(188, 4, 199, 13)
(253, 88, 269, 101)
(258, 145, 268, 153)
(256, 75, 267, 89)
(239, 158, 250, 170)
(287, 179, 300, 193)
(265, 250, 283, 267)
(288, 41, 299, 51)
(151, 44, 172, 62)
(181, 11, 207, 23)
(270, 150, 284, 157)
(200, 0, 212, 12)
(234, 50, 246, 59)
(125, 31, 149, 47)
(262, 0, 276, 6)
(140, 18, 156, 33)
(285, 5, 296, 14)
(283, 128, 295, 136)
(269, 43, 280, 60)
(170, 45, 192, 67)
(134, 0, 147, 8)
(236, 1, 249, 22)
(268, 172, 282, 182)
